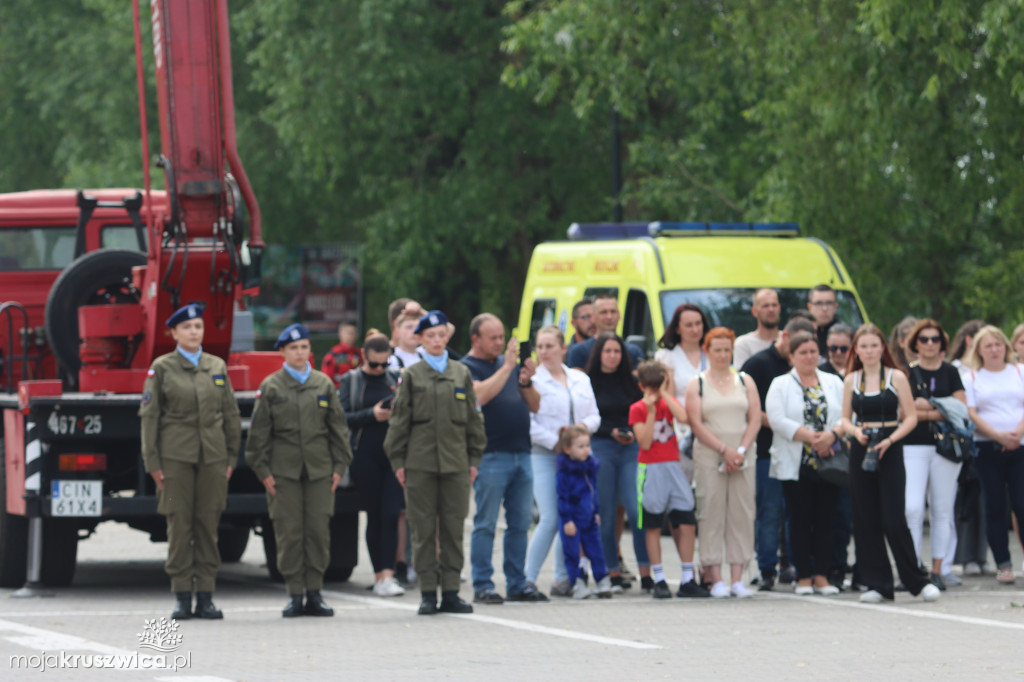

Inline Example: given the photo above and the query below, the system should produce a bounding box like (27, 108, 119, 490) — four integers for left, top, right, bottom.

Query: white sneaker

(730, 582, 753, 599)
(710, 581, 730, 599)
(594, 576, 613, 599)
(921, 583, 941, 602)
(373, 577, 405, 597)
(963, 562, 982, 576)
(941, 572, 962, 587)
(814, 584, 840, 596)
(572, 581, 591, 600)
(794, 585, 814, 596)
(859, 590, 883, 604)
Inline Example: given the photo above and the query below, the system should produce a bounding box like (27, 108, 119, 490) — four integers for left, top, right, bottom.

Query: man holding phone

(461, 314, 544, 604)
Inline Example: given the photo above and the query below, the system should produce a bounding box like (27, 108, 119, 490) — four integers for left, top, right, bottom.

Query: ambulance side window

(583, 287, 617, 300)
(623, 289, 654, 358)
(529, 299, 556, 342)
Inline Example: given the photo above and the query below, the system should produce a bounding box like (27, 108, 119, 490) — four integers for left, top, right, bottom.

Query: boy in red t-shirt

(629, 360, 710, 600)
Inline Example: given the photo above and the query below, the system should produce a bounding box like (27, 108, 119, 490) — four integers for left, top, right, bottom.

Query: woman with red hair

(686, 327, 761, 598)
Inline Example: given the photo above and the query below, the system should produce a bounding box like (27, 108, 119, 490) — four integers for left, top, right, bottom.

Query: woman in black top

(340, 333, 405, 597)
(841, 324, 937, 603)
(902, 320, 966, 589)
(585, 332, 649, 591)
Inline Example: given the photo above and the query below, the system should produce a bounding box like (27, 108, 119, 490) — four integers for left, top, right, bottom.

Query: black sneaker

(653, 580, 672, 599)
(778, 566, 797, 585)
(473, 588, 504, 605)
(610, 575, 631, 593)
(640, 576, 655, 594)
(677, 579, 711, 598)
(758, 572, 776, 592)
(507, 584, 549, 602)
(439, 591, 473, 614)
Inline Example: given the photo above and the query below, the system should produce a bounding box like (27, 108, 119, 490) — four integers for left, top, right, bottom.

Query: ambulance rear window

(660, 288, 864, 336)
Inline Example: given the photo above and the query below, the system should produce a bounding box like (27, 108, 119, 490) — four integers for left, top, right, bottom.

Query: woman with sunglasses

(902, 320, 965, 590)
(819, 323, 854, 377)
(340, 332, 405, 597)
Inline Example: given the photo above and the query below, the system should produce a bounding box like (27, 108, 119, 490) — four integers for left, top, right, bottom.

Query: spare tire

(44, 249, 146, 389)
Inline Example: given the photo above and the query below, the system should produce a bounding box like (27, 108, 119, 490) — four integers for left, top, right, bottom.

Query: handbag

(815, 434, 850, 487)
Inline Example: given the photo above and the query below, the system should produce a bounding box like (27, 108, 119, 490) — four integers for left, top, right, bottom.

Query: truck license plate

(51, 480, 102, 517)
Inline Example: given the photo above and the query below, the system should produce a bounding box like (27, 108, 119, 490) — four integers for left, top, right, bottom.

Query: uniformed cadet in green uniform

(384, 310, 487, 615)
(245, 323, 353, 617)
(140, 303, 241, 621)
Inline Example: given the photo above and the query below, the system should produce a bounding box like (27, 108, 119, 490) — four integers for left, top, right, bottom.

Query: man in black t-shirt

(741, 317, 814, 590)
(461, 314, 547, 604)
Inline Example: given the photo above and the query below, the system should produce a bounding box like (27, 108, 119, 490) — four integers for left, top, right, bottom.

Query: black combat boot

(282, 594, 304, 618)
(193, 592, 223, 619)
(439, 590, 473, 614)
(418, 590, 438, 616)
(171, 592, 192, 620)
(303, 590, 334, 617)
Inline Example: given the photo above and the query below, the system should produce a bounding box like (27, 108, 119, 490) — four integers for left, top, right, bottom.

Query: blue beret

(275, 323, 310, 350)
(165, 303, 205, 328)
(414, 310, 448, 335)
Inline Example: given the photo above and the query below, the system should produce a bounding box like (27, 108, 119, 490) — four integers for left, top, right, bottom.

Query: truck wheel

(41, 519, 78, 587)
(259, 517, 283, 582)
(218, 524, 250, 563)
(44, 248, 147, 387)
(323, 512, 357, 583)
(0, 439, 28, 587)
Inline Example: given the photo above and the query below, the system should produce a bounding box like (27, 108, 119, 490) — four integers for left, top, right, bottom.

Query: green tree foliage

(6, 0, 1024, 341)
(504, 0, 1024, 331)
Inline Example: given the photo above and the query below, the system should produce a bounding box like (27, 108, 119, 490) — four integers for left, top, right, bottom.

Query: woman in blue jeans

(585, 332, 651, 592)
(964, 325, 1024, 585)
(525, 326, 601, 596)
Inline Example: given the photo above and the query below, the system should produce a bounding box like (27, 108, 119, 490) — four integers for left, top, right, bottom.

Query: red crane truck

(0, 0, 358, 589)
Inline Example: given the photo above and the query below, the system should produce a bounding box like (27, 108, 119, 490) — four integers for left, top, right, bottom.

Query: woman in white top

(962, 325, 1024, 585)
(655, 303, 710, 477)
(524, 326, 600, 595)
(765, 331, 845, 596)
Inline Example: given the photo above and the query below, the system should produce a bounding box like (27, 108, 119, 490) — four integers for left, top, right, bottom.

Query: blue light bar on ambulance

(567, 222, 650, 240)
(648, 222, 800, 236)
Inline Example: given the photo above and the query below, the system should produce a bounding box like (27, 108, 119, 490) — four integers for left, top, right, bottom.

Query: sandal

(996, 567, 1015, 584)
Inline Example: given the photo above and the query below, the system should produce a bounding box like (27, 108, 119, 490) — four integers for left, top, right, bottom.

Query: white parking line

(0, 617, 132, 654)
(766, 592, 1024, 631)
(324, 591, 662, 650)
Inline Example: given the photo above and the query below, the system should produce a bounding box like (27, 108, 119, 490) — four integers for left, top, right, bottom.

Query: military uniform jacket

(139, 351, 242, 472)
(384, 359, 486, 473)
(245, 368, 353, 482)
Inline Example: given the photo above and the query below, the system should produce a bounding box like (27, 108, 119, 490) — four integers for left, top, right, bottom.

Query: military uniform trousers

(405, 469, 470, 592)
(159, 458, 228, 593)
(268, 473, 335, 595)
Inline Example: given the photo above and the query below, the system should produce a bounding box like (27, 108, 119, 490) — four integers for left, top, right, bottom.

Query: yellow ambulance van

(516, 222, 868, 355)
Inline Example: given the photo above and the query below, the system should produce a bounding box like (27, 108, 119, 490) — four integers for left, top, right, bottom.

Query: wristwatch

(737, 446, 747, 456)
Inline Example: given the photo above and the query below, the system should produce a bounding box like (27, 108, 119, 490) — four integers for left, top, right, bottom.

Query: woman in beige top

(685, 327, 761, 599)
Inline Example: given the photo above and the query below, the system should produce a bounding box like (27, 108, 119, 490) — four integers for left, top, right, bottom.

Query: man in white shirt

(733, 288, 781, 367)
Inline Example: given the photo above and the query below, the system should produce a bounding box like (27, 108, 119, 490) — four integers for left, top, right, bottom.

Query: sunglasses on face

(366, 361, 388, 369)
(917, 335, 942, 344)
(828, 345, 849, 354)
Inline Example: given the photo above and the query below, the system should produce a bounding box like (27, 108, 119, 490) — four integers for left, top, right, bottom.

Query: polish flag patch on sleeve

(255, 389, 262, 399)
(147, 369, 155, 377)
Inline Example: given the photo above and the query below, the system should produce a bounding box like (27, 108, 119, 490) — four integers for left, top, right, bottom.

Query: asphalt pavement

(1, 513, 1022, 681)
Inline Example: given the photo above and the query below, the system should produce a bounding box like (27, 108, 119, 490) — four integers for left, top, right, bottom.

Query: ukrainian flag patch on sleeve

(212, 374, 226, 387)
(317, 395, 329, 408)
(454, 387, 467, 401)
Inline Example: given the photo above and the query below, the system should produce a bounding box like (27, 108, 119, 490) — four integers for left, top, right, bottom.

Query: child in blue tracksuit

(556, 424, 612, 599)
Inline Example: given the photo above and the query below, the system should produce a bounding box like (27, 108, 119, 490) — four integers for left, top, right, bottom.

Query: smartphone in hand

(519, 340, 532, 363)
